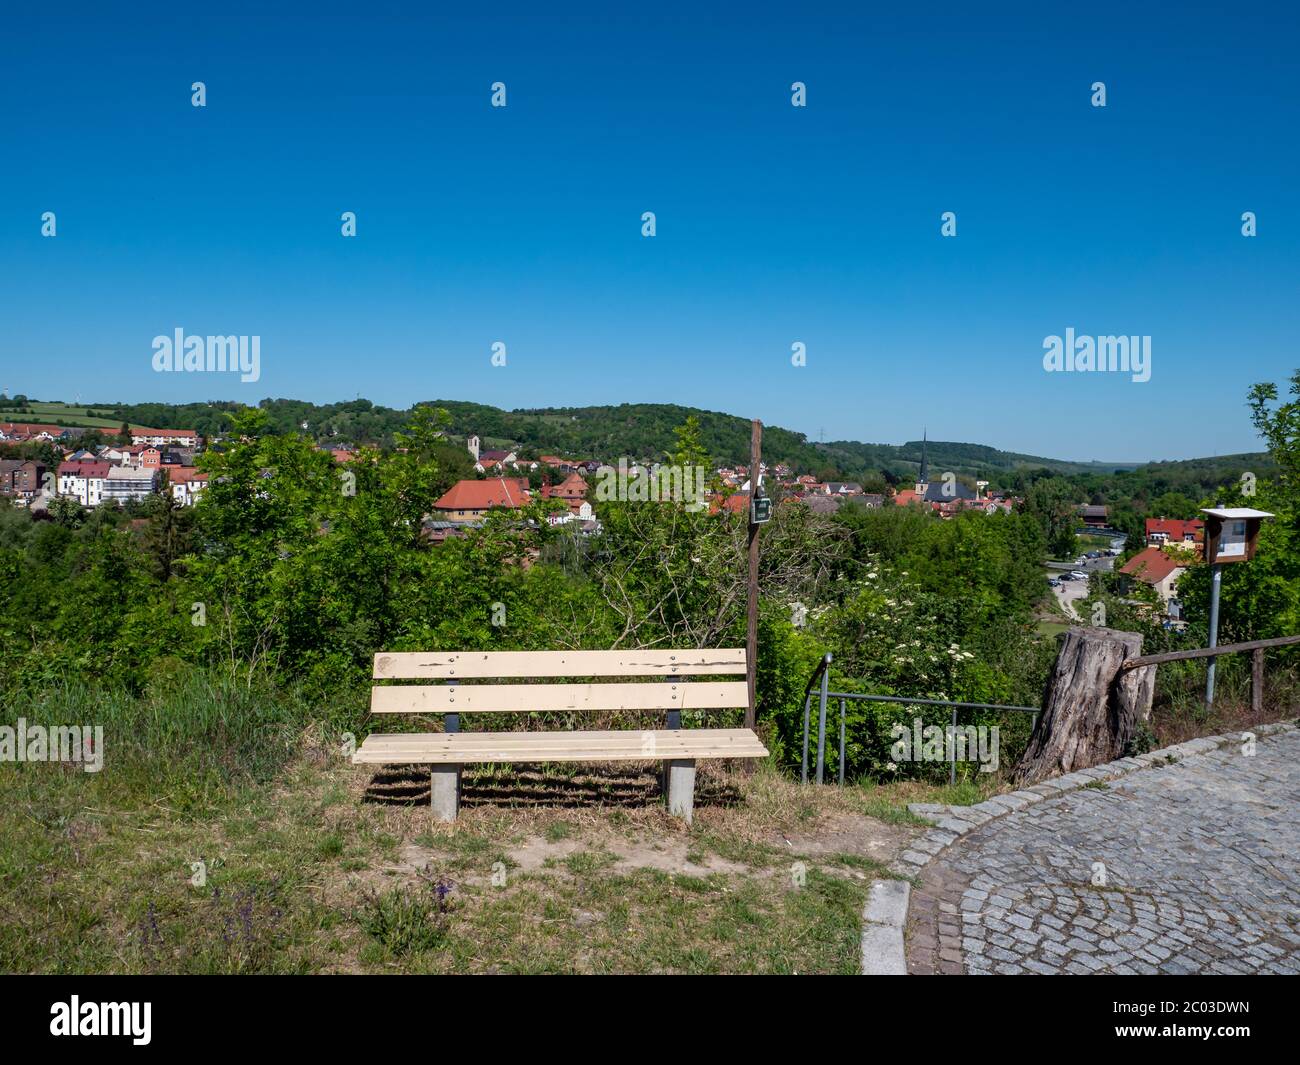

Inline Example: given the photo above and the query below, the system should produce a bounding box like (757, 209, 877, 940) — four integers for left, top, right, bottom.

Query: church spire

(919, 428, 928, 485)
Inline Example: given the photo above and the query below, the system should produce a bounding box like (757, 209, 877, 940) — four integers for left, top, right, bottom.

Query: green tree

(668, 415, 710, 471)
(1020, 478, 1078, 559)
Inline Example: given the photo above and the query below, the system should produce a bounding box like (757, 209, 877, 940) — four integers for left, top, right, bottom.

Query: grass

(7, 401, 144, 430)
(0, 724, 939, 974)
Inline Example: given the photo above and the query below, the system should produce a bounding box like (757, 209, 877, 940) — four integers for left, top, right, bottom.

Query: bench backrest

(371, 649, 748, 715)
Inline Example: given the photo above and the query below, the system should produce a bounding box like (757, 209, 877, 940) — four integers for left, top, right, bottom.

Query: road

(1048, 554, 1115, 621)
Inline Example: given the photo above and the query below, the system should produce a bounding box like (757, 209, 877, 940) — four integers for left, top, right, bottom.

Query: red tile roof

(58, 461, 111, 477)
(709, 493, 751, 515)
(541, 472, 588, 513)
(166, 467, 207, 483)
(1120, 546, 1185, 584)
(435, 478, 530, 511)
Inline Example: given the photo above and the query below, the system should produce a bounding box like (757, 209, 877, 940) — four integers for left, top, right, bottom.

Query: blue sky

(2, 1, 1297, 461)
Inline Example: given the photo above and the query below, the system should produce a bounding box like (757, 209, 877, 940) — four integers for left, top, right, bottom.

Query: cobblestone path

(907, 727, 1300, 974)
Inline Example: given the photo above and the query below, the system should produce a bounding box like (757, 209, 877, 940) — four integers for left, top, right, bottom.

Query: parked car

(1086, 550, 1101, 559)
(1058, 573, 1073, 582)
(1070, 570, 1088, 580)
(1048, 577, 1061, 587)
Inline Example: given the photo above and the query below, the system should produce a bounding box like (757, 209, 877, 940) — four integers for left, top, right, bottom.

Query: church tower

(914, 429, 929, 496)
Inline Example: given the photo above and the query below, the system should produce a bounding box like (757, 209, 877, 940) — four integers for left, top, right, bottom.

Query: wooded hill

(2, 395, 1267, 490)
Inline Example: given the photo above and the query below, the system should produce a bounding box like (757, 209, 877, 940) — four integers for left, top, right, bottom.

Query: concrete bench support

(430, 765, 461, 822)
(665, 759, 696, 823)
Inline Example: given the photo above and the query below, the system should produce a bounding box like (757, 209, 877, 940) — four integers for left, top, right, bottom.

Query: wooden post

(1252, 646, 1265, 716)
(744, 419, 762, 731)
(1013, 627, 1156, 785)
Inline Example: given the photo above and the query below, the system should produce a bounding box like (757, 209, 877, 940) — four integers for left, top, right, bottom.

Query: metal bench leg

(665, 759, 696, 824)
(430, 764, 460, 822)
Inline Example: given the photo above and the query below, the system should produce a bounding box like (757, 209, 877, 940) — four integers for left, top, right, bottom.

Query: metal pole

(816, 655, 831, 784)
(949, 705, 958, 786)
(801, 692, 811, 784)
(838, 698, 846, 786)
(1206, 563, 1222, 706)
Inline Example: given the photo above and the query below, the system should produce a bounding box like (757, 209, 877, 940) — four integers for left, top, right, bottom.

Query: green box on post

(750, 495, 772, 524)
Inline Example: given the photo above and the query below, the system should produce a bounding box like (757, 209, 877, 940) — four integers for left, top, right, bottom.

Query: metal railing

(801, 654, 1040, 786)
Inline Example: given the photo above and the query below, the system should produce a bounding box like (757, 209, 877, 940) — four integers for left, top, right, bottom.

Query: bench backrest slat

(371, 681, 748, 714)
(373, 648, 747, 680)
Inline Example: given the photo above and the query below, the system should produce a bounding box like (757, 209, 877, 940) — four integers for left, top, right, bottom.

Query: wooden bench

(354, 648, 769, 823)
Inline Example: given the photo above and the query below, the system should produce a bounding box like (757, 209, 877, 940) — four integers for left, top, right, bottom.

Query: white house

(57, 461, 110, 506)
(546, 501, 595, 526)
(168, 468, 208, 506)
(131, 428, 199, 448)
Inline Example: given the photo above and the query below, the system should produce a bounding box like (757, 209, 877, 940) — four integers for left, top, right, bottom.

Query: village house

(160, 446, 196, 466)
(167, 468, 209, 506)
(1119, 546, 1188, 612)
(1145, 517, 1205, 546)
(423, 476, 534, 544)
(0, 459, 47, 500)
(114, 444, 163, 468)
(545, 502, 596, 527)
(0, 422, 67, 443)
(102, 465, 159, 504)
(433, 477, 531, 522)
(541, 471, 589, 514)
(800, 494, 840, 515)
(131, 428, 200, 448)
(1078, 504, 1110, 528)
(474, 450, 521, 473)
(57, 460, 111, 506)
(710, 492, 752, 516)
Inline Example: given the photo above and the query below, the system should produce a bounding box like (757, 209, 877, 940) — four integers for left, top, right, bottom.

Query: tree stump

(1012, 627, 1156, 786)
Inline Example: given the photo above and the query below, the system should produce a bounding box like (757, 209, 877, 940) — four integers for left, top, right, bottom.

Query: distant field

(4, 401, 137, 430)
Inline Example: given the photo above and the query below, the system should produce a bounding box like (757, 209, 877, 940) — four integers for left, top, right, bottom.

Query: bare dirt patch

(771, 810, 914, 863)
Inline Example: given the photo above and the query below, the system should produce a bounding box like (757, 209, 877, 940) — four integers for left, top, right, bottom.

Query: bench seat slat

(353, 728, 769, 764)
(373, 649, 746, 679)
(370, 681, 748, 714)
